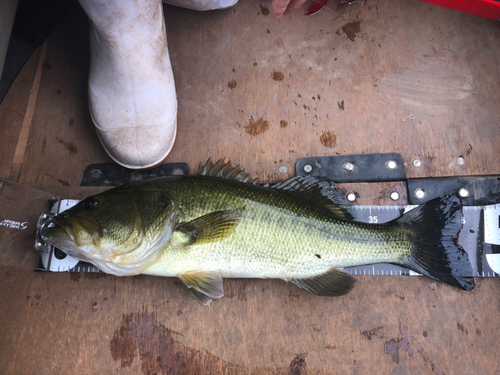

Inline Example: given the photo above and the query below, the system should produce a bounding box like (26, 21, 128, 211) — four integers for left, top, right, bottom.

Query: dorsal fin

(197, 160, 351, 220)
(197, 159, 257, 184)
(270, 176, 353, 220)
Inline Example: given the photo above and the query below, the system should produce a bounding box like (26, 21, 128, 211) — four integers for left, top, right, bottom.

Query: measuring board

(35, 199, 500, 277)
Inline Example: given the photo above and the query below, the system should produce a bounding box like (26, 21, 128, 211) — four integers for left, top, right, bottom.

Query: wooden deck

(1, 0, 499, 373)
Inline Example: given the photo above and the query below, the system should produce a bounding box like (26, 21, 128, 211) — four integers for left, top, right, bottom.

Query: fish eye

(82, 196, 99, 209)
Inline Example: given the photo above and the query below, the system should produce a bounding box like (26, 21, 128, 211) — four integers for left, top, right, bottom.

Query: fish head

(41, 186, 178, 275)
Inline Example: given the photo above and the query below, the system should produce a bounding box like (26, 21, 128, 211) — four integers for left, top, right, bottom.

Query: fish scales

(144, 176, 411, 279)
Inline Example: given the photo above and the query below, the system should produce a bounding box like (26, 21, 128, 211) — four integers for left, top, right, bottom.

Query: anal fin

(292, 268, 357, 296)
(179, 271, 224, 305)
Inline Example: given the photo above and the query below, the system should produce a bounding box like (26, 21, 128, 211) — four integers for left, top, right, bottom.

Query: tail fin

(396, 194, 474, 290)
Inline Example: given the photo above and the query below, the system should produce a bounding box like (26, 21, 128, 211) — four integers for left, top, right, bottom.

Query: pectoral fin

(292, 268, 357, 296)
(179, 271, 224, 305)
(176, 210, 242, 245)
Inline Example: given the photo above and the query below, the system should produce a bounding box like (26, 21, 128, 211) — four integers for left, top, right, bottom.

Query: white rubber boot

(162, 0, 238, 11)
(79, 0, 177, 169)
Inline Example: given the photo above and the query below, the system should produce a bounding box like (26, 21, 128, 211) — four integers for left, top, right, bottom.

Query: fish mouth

(41, 224, 98, 265)
(41, 212, 71, 239)
(40, 214, 75, 250)
(40, 213, 83, 256)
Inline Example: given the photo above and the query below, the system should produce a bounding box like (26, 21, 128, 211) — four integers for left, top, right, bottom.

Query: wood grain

(0, 0, 499, 374)
(11, 40, 48, 165)
(0, 45, 41, 179)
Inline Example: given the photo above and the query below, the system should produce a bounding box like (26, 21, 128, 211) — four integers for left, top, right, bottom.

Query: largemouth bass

(41, 160, 474, 305)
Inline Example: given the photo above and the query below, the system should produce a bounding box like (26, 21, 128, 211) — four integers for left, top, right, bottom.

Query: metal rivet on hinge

(131, 171, 143, 180)
(90, 169, 102, 180)
(458, 188, 469, 198)
(344, 162, 354, 172)
(347, 193, 356, 202)
(414, 188, 426, 200)
(303, 164, 312, 173)
(387, 160, 397, 169)
(390, 192, 400, 201)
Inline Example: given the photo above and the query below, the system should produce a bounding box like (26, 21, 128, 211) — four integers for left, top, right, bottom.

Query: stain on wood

(289, 354, 307, 375)
(361, 326, 383, 341)
(384, 334, 413, 364)
(55, 137, 78, 154)
(44, 173, 70, 186)
(271, 70, 284, 82)
(319, 131, 337, 148)
(383, 325, 446, 375)
(245, 117, 269, 136)
(341, 20, 361, 41)
(228, 79, 237, 89)
(457, 322, 469, 335)
(259, 4, 269, 16)
(110, 310, 246, 374)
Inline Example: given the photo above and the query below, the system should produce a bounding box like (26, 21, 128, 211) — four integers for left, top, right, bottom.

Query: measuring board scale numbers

(37, 200, 500, 277)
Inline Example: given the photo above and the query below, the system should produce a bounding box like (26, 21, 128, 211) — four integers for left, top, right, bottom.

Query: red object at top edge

(305, 0, 327, 15)
(421, 0, 500, 20)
